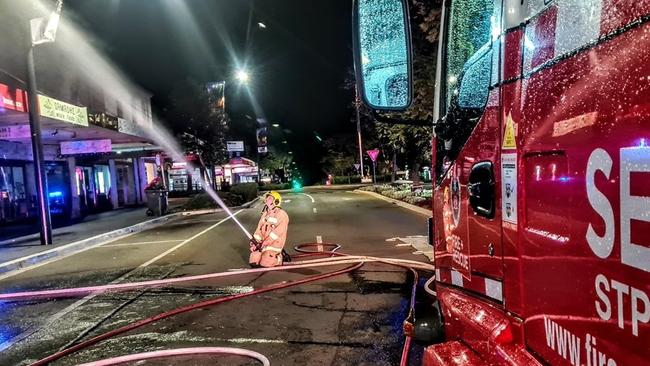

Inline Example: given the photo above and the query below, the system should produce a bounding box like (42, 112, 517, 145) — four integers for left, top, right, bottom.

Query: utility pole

(355, 85, 364, 179)
(26, 46, 52, 245)
(25, 0, 64, 245)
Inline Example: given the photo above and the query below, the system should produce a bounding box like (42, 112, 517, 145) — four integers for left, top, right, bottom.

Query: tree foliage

(166, 79, 229, 168)
(321, 134, 358, 176)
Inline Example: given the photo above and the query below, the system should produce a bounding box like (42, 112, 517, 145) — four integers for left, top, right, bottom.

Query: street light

(258, 22, 267, 29)
(235, 69, 250, 84)
(272, 123, 280, 128)
(27, 0, 64, 245)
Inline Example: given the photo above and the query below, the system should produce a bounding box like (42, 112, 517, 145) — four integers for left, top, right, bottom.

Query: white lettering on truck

(586, 148, 615, 259)
(620, 147, 650, 272)
(586, 146, 650, 338)
(543, 317, 619, 366)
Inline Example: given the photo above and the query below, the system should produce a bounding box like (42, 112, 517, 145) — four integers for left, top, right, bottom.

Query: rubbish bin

(145, 190, 168, 216)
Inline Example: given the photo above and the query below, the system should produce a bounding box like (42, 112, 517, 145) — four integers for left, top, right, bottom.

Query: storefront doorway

(0, 162, 29, 223)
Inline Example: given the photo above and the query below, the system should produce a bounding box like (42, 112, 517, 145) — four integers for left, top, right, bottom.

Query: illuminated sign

(0, 125, 31, 139)
(227, 141, 245, 152)
(0, 84, 27, 112)
(39, 95, 88, 126)
(60, 139, 112, 155)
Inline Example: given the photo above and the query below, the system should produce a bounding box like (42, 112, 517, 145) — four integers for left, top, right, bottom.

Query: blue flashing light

(558, 176, 571, 183)
(639, 138, 647, 148)
(48, 191, 63, 198)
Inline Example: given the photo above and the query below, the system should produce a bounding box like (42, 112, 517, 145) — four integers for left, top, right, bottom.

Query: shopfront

(0, 81, 160, 223)
(0, 161, 28, 222)
(217, 157, 259, 186)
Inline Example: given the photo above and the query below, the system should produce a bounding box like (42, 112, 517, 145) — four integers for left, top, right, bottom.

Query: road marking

(316, 236, 323, 251)
(0, 210, 243, 352)
(395, 243, 411, 247)
(300, 193, 316, 203)
(313, 208, 317, 214)
(284, 199, 292, 203)
(316, 236, 323, 243)
(138, 210, 243, 268)
(102, 240, 183, 247)
(223, 338, 286, 344)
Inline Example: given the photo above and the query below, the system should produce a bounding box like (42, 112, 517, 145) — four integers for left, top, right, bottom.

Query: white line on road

(284, 199, 292, 203)
(223, 337, 286, 344)
(316, 236, 323, 243)
(313, 208, 317, 214)
(300, 193, 316, 203)
(0, 210, 243, 352)
(102, 240, 183, 248)
(395, 243, 411, 247)
(138, 210, 243, 268)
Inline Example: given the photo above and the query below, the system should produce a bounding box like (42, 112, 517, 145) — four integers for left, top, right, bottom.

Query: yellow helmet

(265, 191, 282, 206)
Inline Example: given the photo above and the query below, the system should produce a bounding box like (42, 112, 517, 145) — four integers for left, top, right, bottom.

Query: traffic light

(292, 179, 303, 191)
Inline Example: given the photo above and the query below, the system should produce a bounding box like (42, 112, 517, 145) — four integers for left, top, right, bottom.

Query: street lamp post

(26, 0, 64, 245)
(26, 46, 52, 245)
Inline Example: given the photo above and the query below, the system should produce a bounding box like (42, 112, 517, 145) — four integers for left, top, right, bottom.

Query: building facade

(0, 1, 161, 223)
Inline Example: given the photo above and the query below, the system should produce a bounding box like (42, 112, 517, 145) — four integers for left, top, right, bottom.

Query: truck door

(433, 0, 504, 301)
(502, 0, 650, 364)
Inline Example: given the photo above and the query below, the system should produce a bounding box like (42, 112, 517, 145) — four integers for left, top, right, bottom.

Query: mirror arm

(371, 110, 431, 126)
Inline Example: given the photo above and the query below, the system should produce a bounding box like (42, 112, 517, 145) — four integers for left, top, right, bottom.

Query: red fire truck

(352, 0, 649, 364)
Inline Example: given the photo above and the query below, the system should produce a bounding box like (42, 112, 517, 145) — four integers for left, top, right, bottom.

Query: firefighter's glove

(249, 239, 261, 252)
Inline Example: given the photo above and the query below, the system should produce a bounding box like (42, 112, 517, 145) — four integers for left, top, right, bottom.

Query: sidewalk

(0, 198, 188, 267)
(0, 196, 259, 279)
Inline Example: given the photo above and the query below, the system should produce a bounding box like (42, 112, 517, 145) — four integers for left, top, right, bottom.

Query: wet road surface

(0, 188, 431, 365)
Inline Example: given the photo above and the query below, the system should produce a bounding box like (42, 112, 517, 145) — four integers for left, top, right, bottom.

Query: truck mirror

(353, 0, 413, 111)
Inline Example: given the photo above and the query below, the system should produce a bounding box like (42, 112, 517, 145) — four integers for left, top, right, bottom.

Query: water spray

(12, 0, 254, 240)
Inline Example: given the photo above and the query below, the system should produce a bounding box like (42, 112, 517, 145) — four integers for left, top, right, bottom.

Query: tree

(166, 79, 229, 190)
(346, 0, 441, 183)
(321, 134, 358, 177)
(260, 150, 293, 183)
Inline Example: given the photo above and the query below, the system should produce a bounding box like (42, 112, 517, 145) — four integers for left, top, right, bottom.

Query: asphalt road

(0, 188, 431, 366)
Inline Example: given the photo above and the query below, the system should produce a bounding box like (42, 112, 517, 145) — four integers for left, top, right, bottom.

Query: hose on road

(0, 243, 434, 366)
(75, 347, 271, 366)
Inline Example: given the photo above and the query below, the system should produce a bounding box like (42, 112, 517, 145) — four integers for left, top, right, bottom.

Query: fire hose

(0, 243, 434, 366)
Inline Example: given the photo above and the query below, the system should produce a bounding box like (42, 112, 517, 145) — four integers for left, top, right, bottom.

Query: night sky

(65, 0, 355, 182)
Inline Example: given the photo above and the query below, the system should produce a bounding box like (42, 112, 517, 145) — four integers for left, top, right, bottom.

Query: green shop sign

(39, 95, 88, 126)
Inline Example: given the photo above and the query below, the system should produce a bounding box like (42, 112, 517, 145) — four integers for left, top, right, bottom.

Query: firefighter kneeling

(249, 191, 290, 267)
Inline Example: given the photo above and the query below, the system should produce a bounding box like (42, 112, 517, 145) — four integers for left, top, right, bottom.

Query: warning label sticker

(503, 113, 517, 149)
(501, 153, 517, 224)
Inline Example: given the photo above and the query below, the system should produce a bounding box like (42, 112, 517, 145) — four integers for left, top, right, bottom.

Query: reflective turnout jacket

(253, 207, 289, 251)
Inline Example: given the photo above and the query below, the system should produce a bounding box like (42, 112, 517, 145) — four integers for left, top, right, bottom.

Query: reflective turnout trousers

(249, 207, 289, 267)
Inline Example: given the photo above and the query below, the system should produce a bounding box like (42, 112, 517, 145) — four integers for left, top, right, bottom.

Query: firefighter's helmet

(265, 191, 282, 206)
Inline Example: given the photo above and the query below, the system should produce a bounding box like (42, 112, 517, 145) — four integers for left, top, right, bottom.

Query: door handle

(468, 162, 495, 218)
